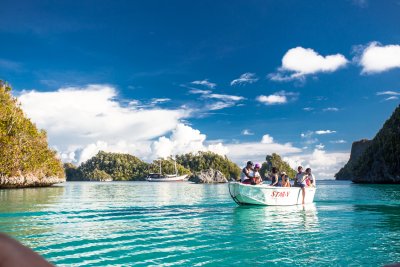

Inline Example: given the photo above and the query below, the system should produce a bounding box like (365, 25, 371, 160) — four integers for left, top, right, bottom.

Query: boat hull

(228, 182, 316, 206)
(146, 175, 188, 182)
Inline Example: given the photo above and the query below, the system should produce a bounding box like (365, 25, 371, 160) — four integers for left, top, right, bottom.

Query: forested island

(335, 105, 400, 183)
(0, 81, 65, 188)
(64, 151, 296, 183)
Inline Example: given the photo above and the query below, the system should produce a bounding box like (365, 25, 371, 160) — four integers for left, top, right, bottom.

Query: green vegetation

(176, 151, 241, 179)
(64, 151, 191, 181)
(0, 81, 64, 180)
(260, 153, 296, 179)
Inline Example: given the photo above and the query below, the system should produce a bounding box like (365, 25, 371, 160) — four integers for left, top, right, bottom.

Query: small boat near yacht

(146, 159, 188, 182)
(228, 182, 316, 206)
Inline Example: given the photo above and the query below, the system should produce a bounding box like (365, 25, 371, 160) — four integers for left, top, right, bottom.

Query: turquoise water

(1, 181, 400, 266)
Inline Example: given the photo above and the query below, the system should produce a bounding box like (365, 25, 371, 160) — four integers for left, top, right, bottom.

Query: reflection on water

(233, 204, 318, 232)
(0, 185, 65, 240)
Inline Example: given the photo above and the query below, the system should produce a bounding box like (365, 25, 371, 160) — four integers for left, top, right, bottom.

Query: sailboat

(146, 159, 188, 182)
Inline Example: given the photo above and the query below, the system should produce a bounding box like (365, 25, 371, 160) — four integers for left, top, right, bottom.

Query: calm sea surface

(1, 180, 400, 266)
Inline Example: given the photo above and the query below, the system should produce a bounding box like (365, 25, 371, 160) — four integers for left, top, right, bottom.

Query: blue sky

(1, 0, 400, 178)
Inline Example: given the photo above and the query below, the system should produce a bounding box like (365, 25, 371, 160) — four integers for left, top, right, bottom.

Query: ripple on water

(1, 181, 400, 266)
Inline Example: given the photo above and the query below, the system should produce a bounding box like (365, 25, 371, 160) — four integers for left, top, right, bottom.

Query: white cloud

(323, 107, 339, 112)
(242, 129, 254, 136)
(189, 89, 212, 95)
(357, 42, 400, 74)
(18, 85, 190, 163)
(315, 143, 325, 149)
(191, 79, 216, 89)
(303, 107, 314, 111)
(330, 140, 347, 144)
(269, 47, 348, 81)
(256, 91, 298, 105)
(384, 96, 399, 101)
(230, 73, 258, 86)
(151, 98, 170, 104)
(284, 149, 350, 179)
(152, 123, 228, 159)
(187, 87, 245, 110)
(261, 134, 274, 144)
(315, 130, 336, 135)
(257, 94, 287, 105)
(376, 91, 400, 96)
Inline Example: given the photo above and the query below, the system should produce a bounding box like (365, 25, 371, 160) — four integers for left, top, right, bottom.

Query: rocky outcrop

(0, 175, 65, 188)
(335, 105, 400, 183)
(189, 169, 228, 183)
(335, 139, 372, 180)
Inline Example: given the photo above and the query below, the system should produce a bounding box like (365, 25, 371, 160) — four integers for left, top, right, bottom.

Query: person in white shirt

(241, 161, 254, 183)
(252, 163, 262, 185)
(305, 168, 316, 187)
(295, 166, 307, 204)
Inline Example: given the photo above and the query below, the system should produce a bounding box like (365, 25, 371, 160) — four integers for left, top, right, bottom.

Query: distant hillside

(0, 81, 65, 188)
(351, 105, 400, 183)
(65, 151, 191, 181)
(335, 139, 371, 180)
(176, 151, 241, 179)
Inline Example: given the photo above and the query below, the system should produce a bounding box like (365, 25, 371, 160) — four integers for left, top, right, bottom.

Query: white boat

(228, 182, 316, 206)
(146, 173, 188, 182)
(146, 159, 188, 182)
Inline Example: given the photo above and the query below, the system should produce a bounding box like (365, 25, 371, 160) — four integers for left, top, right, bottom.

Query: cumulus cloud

(230, 73, 258, 86)
(256, 91, 298, 105)
(151, 123, 228, 158)
(191, 79, 216, 89)
(315, 130, 336, 135)
(357, 42, 400, 74)
(269, 47, 348, 81)
(225, 134, 301, 165)
(18, 85, 190, 163)
(242, 129, 254, 135)
(261, 134, 274, 144)
(283, 148, 350, 179)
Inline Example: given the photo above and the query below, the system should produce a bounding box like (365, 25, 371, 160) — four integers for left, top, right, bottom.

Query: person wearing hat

(240, 161, 254, 184)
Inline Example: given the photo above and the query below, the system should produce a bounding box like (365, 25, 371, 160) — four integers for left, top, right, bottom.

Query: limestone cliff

(351, 105, 400, 183)
(335, 139, 372, 180)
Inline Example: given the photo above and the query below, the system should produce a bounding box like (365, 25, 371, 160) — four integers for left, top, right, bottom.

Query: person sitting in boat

(281, 172, 291, 187)
(270, 167, 279, 186)
(240, 161, 254, 183)
(252, 163, 262, 185)
(304, 168, 316, 187)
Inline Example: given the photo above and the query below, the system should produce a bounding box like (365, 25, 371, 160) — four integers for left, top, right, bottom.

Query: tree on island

(0, 81, 64, 187)
(260, 153, 296, 179)
(176, 151, 241, 179)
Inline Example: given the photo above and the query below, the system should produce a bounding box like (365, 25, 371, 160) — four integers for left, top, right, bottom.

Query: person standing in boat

(240, 161, 254, 183)
(295, 166, 307, 204)
(269, 167, 279, 186)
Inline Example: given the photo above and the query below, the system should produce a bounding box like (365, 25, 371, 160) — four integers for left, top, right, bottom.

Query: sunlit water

(1, 181, 400, 266)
